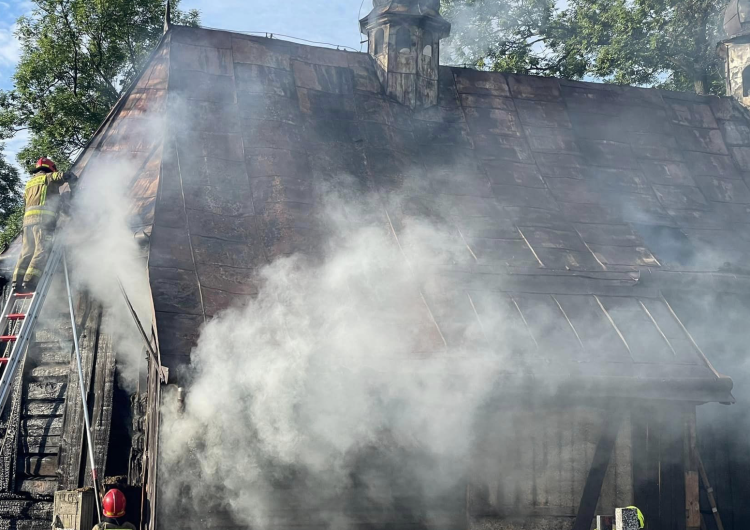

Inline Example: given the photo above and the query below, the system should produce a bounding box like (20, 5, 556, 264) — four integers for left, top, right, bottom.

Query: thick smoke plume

(158, 183, 509, 527)
(63, 148, 160, 388)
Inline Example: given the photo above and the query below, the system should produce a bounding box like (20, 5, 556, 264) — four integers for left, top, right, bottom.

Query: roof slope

(25, 25, 750, 402)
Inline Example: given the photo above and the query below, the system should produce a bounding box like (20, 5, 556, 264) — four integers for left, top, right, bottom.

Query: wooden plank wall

(663, 291, 750, 530)
(632, 405, 693, 530)
(467, 402, 699, 530)
(467, 401, 634, 530)
(697, 403, 750, 530)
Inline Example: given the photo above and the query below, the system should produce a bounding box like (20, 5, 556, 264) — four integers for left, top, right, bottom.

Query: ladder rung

(6, 314, 26, 321)
(13, 293, 33, 299)
(0, 359, 8, 365)
(0, 336, 17, 342)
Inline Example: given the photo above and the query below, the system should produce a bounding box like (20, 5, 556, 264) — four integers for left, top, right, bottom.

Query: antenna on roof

(164, 0, 172, 34)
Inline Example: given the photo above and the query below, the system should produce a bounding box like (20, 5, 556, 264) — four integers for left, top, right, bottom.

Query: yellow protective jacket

(23, 171, 71, 228)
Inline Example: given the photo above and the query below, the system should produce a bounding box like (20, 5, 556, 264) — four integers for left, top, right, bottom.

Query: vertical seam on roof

(516, 227, 545, 268)
(552, 295, 585, 353)
(510, 295, 538, 350)
(659, 292, 724, 379)
(173, 140, 206, 324)
(164, 28, 207, 325)
(573, 226, 608, 271)
(594, 295, 634, 361)
(231, 33, 270, 267)
(638, 299, 677, 357)
(466, 293, 487, 342)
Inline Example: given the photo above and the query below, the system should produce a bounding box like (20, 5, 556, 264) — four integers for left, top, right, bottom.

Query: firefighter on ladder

(93, 489, 136, 530)
(12, 157, 76, 293)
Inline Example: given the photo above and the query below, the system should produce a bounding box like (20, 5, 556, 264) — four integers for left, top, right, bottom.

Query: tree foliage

(0, 0, 200, 169)
(441, 0, 727, 95)
(0, 151, 22, 252)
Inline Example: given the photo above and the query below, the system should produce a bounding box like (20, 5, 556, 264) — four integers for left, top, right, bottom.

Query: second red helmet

(102, 488, 127, 518)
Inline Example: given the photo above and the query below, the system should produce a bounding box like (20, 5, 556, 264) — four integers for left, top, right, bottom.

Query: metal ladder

(0, 239, 64, 416)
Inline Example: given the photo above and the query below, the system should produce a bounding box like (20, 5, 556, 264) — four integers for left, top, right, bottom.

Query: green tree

(441, 0, 727, 95)
(0, 150, 22, 252)
(441, 0, 578, 75)
(0, 0, 200, 169)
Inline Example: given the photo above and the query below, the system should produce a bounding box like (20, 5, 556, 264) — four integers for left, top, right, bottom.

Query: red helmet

(35, 157, 57, 172)
(102, 488, 127, 518)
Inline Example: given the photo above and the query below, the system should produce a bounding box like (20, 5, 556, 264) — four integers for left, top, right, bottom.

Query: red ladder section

(0, 292, 36, 376)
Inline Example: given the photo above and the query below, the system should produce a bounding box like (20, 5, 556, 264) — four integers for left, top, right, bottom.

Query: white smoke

(62, 137, 162, 389)
(158, 182, 511, 527)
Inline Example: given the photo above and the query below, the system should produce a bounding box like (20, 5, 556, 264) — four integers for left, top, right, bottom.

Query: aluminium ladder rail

(0, 238, 64, 416)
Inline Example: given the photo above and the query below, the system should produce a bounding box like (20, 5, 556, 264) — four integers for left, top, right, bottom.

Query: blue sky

(187, 0, 369, 50)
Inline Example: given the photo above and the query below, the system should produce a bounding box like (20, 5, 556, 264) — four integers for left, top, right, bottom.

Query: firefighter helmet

(102, 488, 127, 518)
(35, 157, 57, 173)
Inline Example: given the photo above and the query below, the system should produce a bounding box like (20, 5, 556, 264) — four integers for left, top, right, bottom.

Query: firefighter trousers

(12, 225, 54, 288)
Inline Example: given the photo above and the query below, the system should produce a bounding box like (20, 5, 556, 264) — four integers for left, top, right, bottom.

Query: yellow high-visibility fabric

(626, 506, 645, 529)
(23, 171, 67, 228)
(12, 225, 54, 286)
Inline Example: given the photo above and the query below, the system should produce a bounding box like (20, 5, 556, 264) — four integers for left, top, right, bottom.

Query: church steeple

(721, 0, 750, 105)
(359, 0, 451, 109)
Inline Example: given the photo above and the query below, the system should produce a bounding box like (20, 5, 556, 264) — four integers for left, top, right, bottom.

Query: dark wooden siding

(665, 291, 750, 530)
(632, 405, 691, 530)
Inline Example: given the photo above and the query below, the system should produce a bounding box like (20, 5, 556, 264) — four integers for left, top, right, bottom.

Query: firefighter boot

(18, 281, 37, 294)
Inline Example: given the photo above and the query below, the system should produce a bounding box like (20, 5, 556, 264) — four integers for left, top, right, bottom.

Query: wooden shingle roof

(9, 24, 750, 402)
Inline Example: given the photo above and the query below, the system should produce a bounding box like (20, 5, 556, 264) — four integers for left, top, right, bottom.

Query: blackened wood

(572, 412, 623, 530)
(632, 407, 652, 528)
(648, 409, 664, 529)
(26, 382, 66, 401)
(660, 409, 687, 530)
(19, 455, 58, 477)
(17, 477, 57, 497)
(21, 436, 61, 455)
(0, 354, 27, 493)
(698, 449, 725, 530)
(143, 352, 163, 530)
(86, 314, 116, 487)
(128, 393, 147, 487)
(685, 408, 700, 530)
(57, 300, 99, 491)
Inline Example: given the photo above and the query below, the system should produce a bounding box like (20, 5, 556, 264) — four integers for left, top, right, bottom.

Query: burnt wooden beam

(0, 356, 27, 493)
(143, 356, 163, 530)
(661, 411, 687, 530)
(87, 313, 116, 484)
(685, 408, 700, 530)
(57, 299, 99, 490)
(572, 412, 624, 530)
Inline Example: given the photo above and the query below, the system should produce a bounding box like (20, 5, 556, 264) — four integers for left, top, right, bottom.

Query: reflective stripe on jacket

(23, 171, 68, 227)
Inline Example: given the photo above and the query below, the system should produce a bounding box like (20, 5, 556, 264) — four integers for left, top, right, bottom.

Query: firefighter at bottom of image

(93, 489, 136, 530)
(12, 157, 77, 293)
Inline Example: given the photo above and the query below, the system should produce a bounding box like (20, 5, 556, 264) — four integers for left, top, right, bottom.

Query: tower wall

(724, 42, 750, 106)
(361, 1, 448, 109)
